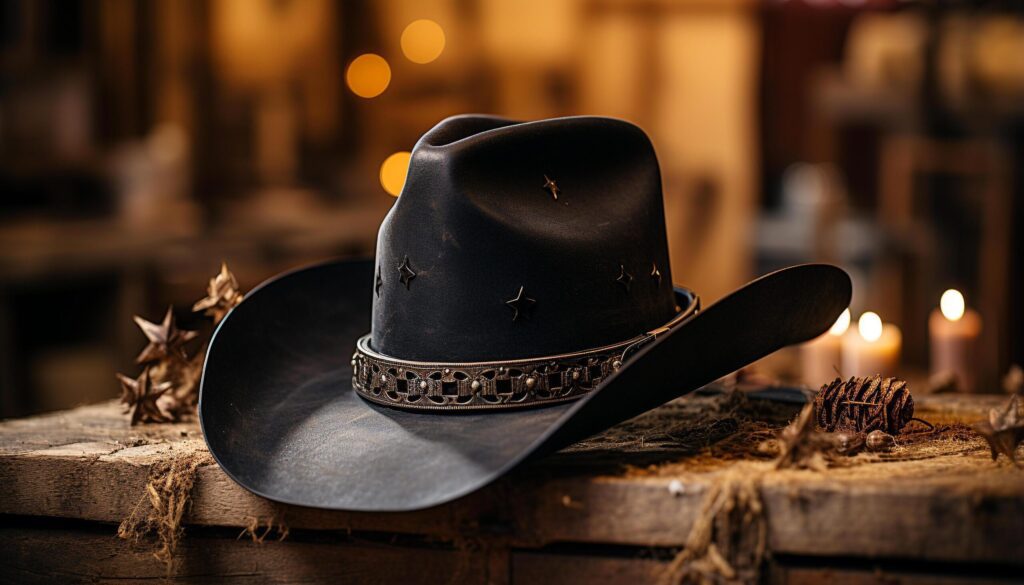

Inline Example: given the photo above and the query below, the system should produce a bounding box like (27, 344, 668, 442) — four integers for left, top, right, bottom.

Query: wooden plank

(508, 468, 1024, 564)
(0, 524, 489, 585)
(770, 564, 1022, 585)
(1, 399, 1022, 566)
(514, 552, 1024, 585)
(0, 437, 465, 538)
(511, 551, 668, 584)
(4, 524, 1018, 585)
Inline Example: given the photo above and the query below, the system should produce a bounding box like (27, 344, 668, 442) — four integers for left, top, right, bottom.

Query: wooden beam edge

(1, 449, 1021, 564)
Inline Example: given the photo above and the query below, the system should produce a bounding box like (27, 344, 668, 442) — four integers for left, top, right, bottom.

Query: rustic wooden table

(1, 389, 1021, 584)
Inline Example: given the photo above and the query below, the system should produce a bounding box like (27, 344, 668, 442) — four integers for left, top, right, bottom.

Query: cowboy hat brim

(199, 259, 850, 512)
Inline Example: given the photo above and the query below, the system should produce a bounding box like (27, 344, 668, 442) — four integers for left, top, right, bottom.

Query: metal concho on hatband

(351, 297, 699, 411)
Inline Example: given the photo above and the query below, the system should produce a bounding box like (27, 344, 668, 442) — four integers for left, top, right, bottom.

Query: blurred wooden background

(1, 0, 1022, 416)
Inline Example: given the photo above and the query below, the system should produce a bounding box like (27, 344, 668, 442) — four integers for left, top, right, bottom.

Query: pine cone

(814, 375, 914, 435)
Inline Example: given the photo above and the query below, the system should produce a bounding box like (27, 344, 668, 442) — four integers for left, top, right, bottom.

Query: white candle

(929, 289, 982, 393)
(842, 311, 902, 377)
(801, 308, 850, 387)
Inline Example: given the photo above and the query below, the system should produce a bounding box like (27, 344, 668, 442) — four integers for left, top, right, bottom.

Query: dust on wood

(549, 389, 1007, 585)
(555, 389, 996, 481)
(549, 389, 796, 473)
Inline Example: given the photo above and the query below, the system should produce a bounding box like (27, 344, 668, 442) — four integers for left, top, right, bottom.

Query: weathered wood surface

(0, 524, 493, 585)
(0, 393, 1022, 575)
(3, 527, 1020, 585)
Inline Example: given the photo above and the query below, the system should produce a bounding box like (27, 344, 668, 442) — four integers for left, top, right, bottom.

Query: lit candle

(801, 308, 850, 386)
(929, 289, 981, 393)
(841, 311, 902, 377)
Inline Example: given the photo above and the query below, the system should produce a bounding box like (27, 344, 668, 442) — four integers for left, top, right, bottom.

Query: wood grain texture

(769, 564, 1022, 585)
(0, 525, 490, 585)
(1, 396, 1022, 568)
(2, 526, 1018, 585)
(511, 551, 668, 584)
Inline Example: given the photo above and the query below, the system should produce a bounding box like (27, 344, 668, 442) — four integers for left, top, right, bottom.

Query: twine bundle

(814, 375, 915, 434)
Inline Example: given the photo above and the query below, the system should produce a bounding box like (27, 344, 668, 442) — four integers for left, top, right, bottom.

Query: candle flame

(828, 308, 851, 336)
(858, 311, 883, 343)
(940, 289, 965, 322)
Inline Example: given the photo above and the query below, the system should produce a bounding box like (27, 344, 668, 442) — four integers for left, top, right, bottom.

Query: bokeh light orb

(858, 311, 883, 343)
(940, 289, 965, 322)
(380, 152, 412, 196)
(401, 20, 445, 64)
(346, 54, 391, 98)
(828, 308, 851, 336)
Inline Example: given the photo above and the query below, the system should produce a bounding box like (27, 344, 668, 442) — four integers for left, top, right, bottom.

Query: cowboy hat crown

(360, 115, 691, 410)
(373, 115, 678, 361)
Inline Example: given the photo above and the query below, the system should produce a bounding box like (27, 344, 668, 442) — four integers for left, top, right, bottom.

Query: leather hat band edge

(351, 291, 699, 412)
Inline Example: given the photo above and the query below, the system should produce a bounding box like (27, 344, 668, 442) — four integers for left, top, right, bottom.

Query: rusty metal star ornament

(974, 394, 1024, 466)
(398, 256, 417, 290)
(193, 262, 244, 324)
(542, 174, 560, 201)
(133, 306, 199, 364)
(116, 367, 173, 425)
(150, 350, 203, 410)
(616, 264, 633, 292)
(505, 285, 536, 321)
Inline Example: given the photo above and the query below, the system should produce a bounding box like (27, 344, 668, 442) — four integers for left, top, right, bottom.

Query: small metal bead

(350, 359, 356, 367)
(525, 377, 536, 389)
(612, 360, 623, 370)
(498, 367, 505, 374)
(572, 370, 580, 381)
(471, 380, 481, 391)
(444, 368, 451, 375)
(419, 380, 428, 391)
(833, 431, 865, 456)
(380, 373, 387, 383)
(865, 430, 895, 452)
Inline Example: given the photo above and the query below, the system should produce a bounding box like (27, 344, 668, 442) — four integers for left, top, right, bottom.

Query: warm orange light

(828, 308, 851, 336)
(380, 152, 412, 196)
(401, 20, 445, 64)
(940, 289, 965, 322)
(346, 54, 391, 98)
(858, 311, 883, 343)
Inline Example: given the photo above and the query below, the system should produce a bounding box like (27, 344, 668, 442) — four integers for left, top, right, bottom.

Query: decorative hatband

(351, 301, 698, 411)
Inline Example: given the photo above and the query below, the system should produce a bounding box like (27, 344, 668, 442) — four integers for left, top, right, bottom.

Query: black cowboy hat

(199, 115, 851, 512)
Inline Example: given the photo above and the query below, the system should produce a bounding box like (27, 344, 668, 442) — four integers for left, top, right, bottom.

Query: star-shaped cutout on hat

(134, 306, 198, 364)
(117, 367, 173, 425)
(616, 264, 633, 292)
(650, 262, 662, 285)
(505, 285, 536, 322)
(192, 263, 244, 324)
(375, 266, 383, 296)
(398, 256, 417, 290)
(542, 175, 560, 201)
